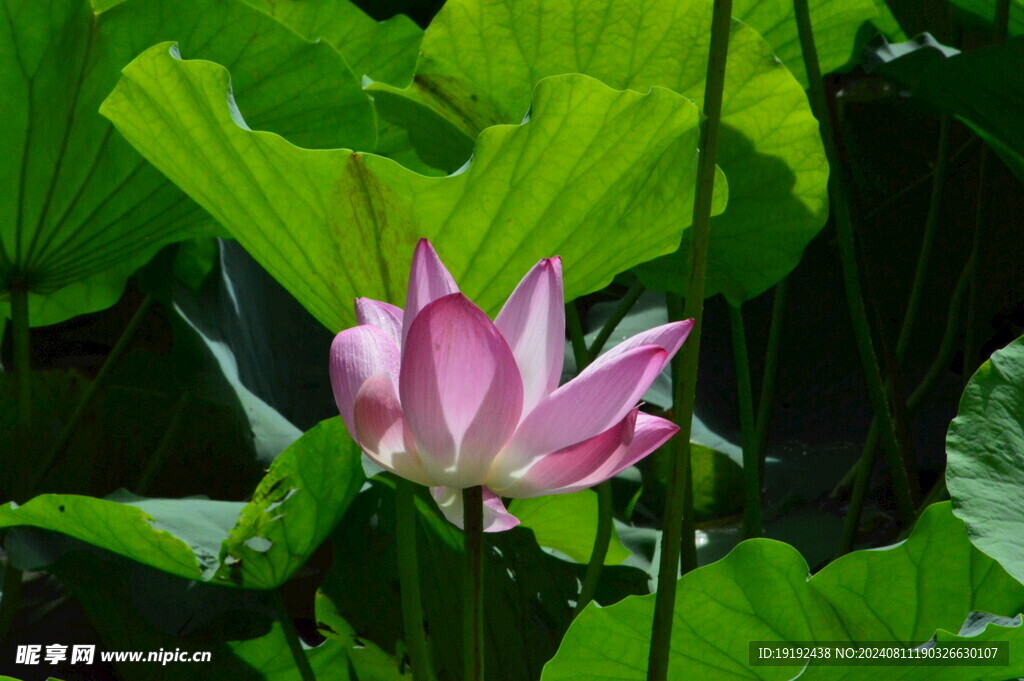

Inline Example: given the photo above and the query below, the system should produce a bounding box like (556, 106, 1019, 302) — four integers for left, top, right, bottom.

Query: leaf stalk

(794, 0, 916, 527)
(396, 479, 435, 681)
(462, 486, 484, 681)
(270, 589, 317, 681)
(729, 303, 761, 537)
(27, 294, 154, 496)
(647, 0, 732, 677)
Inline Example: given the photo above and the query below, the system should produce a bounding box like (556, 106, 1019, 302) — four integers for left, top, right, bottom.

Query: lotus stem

(647, 0, 732, 677)
(587, 278, 645, 358)
(753, 279, 788, 482)
(897, 115, 951, 360)
(0, 285, 31, 643)
(963, 147, 990, 383)
(963, 0, 1010, 380)
(396, 479, 435, 681)
(573, 282, 644, 614)
(730, 303, 761, 538)
(566, 301, 589, 372)
(574, 480, 614, 615)
(28, 294, 155, 496)
(11, 286, 31, 453)
(832, 115, 952, 502)
(135, 392, 189, 496)
(462, 486, 484, 681)
(270, 588, 317, 681)
(838, 254, 972, 554)
(794, 0, 917, 525)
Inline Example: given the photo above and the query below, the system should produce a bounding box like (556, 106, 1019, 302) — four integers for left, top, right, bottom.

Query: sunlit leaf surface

(0, 0, 374, 326)
(365, 0, 829, 302)
(102, 46, 722, 330)
(543, 503, 1024, 680)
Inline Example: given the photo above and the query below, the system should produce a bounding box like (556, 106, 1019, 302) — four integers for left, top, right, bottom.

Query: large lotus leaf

(872, 36, 1024, 182)
(732, 0, 880, 87)
(0, 365, 266, 503)
(949, 0, 1024, 35)
(239, 0, 421, 84)
(237, 0, 434, 173)
(0, 418, 363, 588)
(322, 476, 649, 681)
(508, 490, 630, 565)
(542, 503, 1024, 680)
(0, 271, 299, 501)
(364, 0, 829, 303)
(0, 0, 374, 327)
(101, 46, 722, 331)
(947, 335, 1024, 585)
(26, 547, 393, 681)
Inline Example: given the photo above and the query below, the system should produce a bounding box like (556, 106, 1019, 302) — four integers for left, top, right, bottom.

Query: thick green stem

(839, 115, 953, 507)
(647, 0, 731, 678)
(729, 303, 761, 538)
(135, 392, 188, 496)
(897, 115, 952, 360)
(570, 284, 644, 613)
(27, 294, 154, 496)
(396, 480, 434, 681)
(963, 0, 1010, 380)
(574, 480, 613, 615)
(1, 287, 31, 643)
(907, 258, 973, 412)
(270, 589, 317, 681)
(838, 419, 880, 554)
(566, 301, 589, 372)
(753, 280, 788, 481)
(794, 0, 916, 524)
(11, 287, 31, 447)
(462, 486, 484, 681)
(588, 279, 645, 358)
(837, 255, 973, 554)
(963, 145, 990, 382)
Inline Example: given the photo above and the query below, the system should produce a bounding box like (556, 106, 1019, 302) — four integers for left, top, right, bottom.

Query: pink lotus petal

(403, 239, 459, 345)
(352, 373, 432, 486)
(355, 298, 404, 344)
(330, 325, 400, 434)
(544, 413, 678, 495)
(432, 486, 521, 532)
(491, 345, 668, 480)
(400, 294, 524, 488)
(495, 257, 565, 415)
(588, 320, 694, 373)
(491, 410, 637, 497)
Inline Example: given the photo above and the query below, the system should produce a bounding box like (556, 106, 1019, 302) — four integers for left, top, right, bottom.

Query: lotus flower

(330, 239, 692, 531)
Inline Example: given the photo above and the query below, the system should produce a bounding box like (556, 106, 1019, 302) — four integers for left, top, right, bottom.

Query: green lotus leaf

(949, 0, 1024, 35)
(542, 503, 1024, 680)
(239, 0, 421, 84)
(364, 0, 828, 303)
(101, 44, 724, 330)
(873, 36, 1024, 183)
(40, 548, 385, 681)
(947, 334, 1024, 586)
(322, 476, 648, 681)
(237, 0, 435, 173)
(0, 418, 363, 589)
(0, 0, 374, 327)
(732, 0, 882, 86)
(508, 490, 630, 565)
